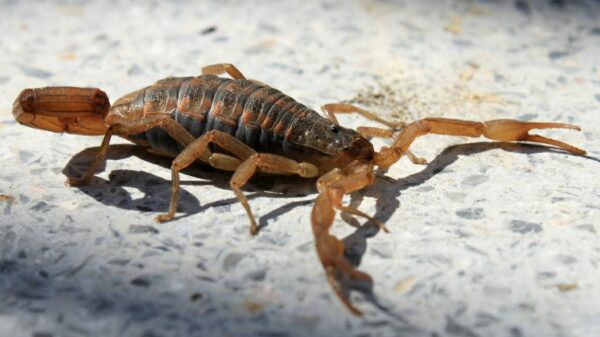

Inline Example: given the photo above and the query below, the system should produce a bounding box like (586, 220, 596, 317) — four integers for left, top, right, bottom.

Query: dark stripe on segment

(143, 78, 189, 155)
(209, 80, 264, 139)
(143, 77, 188, 115)
(174, 76, 226, 138)
(236, 87, 282, 150)
(258, 96, 298, 152)
(282, 103, 311, 153)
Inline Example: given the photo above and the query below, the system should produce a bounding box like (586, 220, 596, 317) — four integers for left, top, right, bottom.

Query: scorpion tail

(13, 87, 110, 136)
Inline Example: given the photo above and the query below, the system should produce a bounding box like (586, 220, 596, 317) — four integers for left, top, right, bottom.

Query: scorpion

(12, 63, 586, 314)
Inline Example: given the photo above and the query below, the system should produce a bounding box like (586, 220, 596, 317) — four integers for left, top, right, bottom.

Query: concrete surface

(1, 1, 600, 337)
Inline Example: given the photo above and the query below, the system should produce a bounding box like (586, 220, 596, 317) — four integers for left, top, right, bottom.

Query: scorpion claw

(314, 232, 373, 315)
(324, 266, 364, 316)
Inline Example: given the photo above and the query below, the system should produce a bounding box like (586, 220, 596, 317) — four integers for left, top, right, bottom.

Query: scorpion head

(287, 113, 374, 171)
(13, 87, 110, 135)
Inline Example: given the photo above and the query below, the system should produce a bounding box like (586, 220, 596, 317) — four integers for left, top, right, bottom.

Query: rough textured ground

(1, 1, 599, 337)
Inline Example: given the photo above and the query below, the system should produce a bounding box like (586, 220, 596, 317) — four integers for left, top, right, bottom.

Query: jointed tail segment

(13, 64, 586, 315)
(13, 87, 110, 135)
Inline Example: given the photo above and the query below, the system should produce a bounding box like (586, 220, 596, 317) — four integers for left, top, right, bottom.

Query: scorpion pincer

(12, 63, 586, 314)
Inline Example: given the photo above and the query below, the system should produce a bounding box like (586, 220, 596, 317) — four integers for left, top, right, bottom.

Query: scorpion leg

(155, 130, 320, 234)
(356, 126, 395, 139)
(321, 103, 406, 130)
(374, 118, 586, 169)
(230, 153, 319, 235)
(111, 114, 196, 148)
(321, 104, 427, 164)
(311, 162, 377, 315)
(202, 63, 246, 80)
(156, 130, 255, 223)
(67, 130, 112, 186)
(69, 115, 196, 186)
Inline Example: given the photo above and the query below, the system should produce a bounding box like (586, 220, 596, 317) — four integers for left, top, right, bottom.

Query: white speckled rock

(1, 1, 599, 337)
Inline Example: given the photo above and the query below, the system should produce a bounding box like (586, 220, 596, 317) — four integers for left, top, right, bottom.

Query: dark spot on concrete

(259, 23, 279, 33)
(32, 333, 53, 337)
(127, 64, 143, 76)
(536, 271, 556, 280)
(548, 50, 569, 60)
(445, 316, 480, 337)
(200, 26, 217, 35)
(0, 259, 18, 274)
(456, 207, 485, 220)
(453, 39, 473, 47)
(510, 220, 542, 234)
(510, 327, 524, 337)
(557, 254, 577, 264)
(591, 27, 600, 36)
(595, 94, 600, 103)
(17, 291, 46, 300)
(515, 0, 531, 16)
(19, 150, 34, 162)
(549, 0, 566, 8)
(140, 331, 162, 337)
(494, 73, 506, 82)
(107, 258, 130, 266)
(94, 33, 108, 41)
(213, 36, 228, 43)
(128, 225, 159, 234)
(417, 186, 435, 193)
(38, 270, 49, 279)
(196, 262, 206, 271)
(89, 297, 115, 313)
(131, 276, 152, 287)
(575, 224, 595, 234)
(245, 269, 267, 281)
(223, 253, 245, 271)
(296, 241, 313, 252)
(190, 292, 203, 301)
(462, 174, 489, 187)
(518, 113, 538, 121)
(30, 201, 53, 213)
(197, 276, 215, 283)
(18, 64, 52, 79)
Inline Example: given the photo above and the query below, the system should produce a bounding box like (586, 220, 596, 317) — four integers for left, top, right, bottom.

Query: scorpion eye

(329, 125, 340, 133)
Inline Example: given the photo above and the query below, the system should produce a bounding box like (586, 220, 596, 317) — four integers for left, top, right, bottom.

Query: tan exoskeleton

(13, 64, 586, 314)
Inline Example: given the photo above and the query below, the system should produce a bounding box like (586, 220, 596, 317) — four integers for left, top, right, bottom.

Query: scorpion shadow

(62, 144, 316, 223)
(61, 141, 594, 319)
(334, 141, 594, 318)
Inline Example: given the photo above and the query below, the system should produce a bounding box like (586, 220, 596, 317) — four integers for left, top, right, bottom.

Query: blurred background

(1, 1, 599, 337)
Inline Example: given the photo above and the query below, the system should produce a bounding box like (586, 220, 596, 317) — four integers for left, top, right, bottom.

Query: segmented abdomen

(112, 75, 316, 156)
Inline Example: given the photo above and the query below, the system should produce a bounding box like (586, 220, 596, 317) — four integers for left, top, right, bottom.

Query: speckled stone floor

(1, 1, 600, 337)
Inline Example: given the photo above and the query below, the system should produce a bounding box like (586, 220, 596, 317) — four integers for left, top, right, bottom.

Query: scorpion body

(110, 75, 370, 171)
(12, 63, 586, 315)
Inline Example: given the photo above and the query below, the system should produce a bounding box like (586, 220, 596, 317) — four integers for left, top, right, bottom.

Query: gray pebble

(456, 208, 485, 220)
(18, 64, 52, 79)
(509, 220, 542, 234)
(222, 252, 245, 271)
(128, 225, 159, 234)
